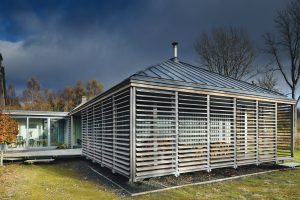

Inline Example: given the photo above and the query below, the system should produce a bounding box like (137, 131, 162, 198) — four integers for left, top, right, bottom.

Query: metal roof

(70, 58, 294, 115)
(130, 59, 289, 100)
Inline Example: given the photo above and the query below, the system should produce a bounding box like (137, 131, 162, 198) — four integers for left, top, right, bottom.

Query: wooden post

(233, 98, 237, 168)
(275, 103, 277, 160)
(207, 95, 211, 172)
(291, 104, 296, 158)
(101, 102, 104, 166)
(92, 105, 96, 160)
(112, 96, 116, 172)
(256, 101, 259, 165)
(175, 91, 179, 177)
(130, 87, 136, 183)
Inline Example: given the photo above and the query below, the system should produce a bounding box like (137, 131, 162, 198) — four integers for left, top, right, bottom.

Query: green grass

(0, 163, 119, 200)
(295, 148, 300, 162)
(1, 151, 300, 200)
(135, 169, 300, 200)
(136, 149, 299, 200)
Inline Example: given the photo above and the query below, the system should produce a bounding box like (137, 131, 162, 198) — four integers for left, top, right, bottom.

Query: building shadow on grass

(32, 157, 289, 197)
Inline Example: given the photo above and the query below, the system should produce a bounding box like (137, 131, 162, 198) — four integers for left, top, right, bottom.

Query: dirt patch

(69, 159, 288, 196)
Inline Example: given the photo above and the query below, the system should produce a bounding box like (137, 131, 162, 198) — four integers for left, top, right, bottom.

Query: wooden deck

(4, 148, 82, 159)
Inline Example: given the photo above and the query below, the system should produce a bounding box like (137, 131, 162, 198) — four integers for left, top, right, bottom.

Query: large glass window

(28, 118, 48, 148)
(50, 119, 65, 146)
(74, 118, 82, 146)
(8, 116, 70, 150)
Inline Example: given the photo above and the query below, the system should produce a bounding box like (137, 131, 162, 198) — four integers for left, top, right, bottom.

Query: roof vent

(172, 42, 179, 62)
(81, 96, 87, 104)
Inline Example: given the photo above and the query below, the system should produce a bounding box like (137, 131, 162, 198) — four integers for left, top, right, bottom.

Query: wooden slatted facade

(81, 88, 131, 177)
(74, 57, 295, 182)
(79, 85, 295, 182)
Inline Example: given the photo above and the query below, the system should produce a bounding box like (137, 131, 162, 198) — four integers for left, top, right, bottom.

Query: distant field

(0, 150, 300, 200)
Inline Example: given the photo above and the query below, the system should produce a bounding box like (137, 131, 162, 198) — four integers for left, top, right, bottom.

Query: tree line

(194, 0, 300, 100)
(5, 77, 103, 112)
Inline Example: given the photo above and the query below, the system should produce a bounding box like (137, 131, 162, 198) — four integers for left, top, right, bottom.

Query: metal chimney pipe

(81, 96, 87, 104)
(172, 42, 178, 58)
(172, 42, 179, 62)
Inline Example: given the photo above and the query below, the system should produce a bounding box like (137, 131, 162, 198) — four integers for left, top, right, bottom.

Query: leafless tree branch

(264, 0, 300, 101)
(195, 26, 256, 81)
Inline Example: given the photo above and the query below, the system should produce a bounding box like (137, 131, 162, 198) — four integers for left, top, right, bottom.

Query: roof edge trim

(130, 79, 296, 104)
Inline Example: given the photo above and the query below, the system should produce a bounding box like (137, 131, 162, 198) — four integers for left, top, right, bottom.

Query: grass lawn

(0, 150, 299, 200)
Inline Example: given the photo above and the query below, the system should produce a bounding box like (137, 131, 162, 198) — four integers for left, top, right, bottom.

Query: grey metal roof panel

(131, 59, 289, 100)
(70, 58, 294, 116)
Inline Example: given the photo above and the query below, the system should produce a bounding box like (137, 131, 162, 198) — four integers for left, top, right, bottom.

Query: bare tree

(195, 26, 256, 80)
(6, 84, 20, 109)
(22, 76, 42, 110)
(256, 71, 279, 92)
(264, 0, 300, 103)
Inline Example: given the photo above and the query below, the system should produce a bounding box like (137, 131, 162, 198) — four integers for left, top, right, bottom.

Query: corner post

(256, 100, 259, 165)
(112, 96, 116, 172)
(130, 87, 136, 183)
(175, 91, 179, 177)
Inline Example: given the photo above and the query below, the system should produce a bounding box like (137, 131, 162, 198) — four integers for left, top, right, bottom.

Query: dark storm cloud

(0, 0, 289, 94)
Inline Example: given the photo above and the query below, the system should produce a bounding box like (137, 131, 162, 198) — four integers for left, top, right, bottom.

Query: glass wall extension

(7, 117, 67, 150)
(28, 118, 48, 147)
(50, 119, 65, 146)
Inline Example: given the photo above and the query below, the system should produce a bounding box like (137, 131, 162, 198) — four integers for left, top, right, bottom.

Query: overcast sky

(0, 0, 290, 95)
